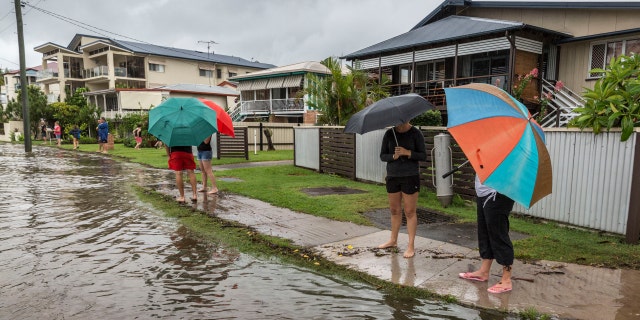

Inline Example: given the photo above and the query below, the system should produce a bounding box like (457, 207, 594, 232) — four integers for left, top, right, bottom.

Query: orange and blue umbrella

(444, 83, 552, 208)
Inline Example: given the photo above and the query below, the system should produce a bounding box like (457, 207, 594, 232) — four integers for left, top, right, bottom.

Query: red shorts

(135, 137, 142, 143)
(168, 151, 196, 171)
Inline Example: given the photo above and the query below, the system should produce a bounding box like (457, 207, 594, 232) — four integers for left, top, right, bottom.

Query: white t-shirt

(475, 175, 496, 197)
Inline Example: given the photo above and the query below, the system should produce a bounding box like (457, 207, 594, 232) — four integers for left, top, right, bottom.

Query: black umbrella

(344, 93, 434, 143)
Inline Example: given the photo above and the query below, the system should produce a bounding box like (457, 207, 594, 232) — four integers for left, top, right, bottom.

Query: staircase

(537, 79, 585, 127)
(229, 103, 246, 122)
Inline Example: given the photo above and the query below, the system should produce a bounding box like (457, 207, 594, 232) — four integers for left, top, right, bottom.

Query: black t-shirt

(169, 146, 192, 153)
(197, 139, 212, 152)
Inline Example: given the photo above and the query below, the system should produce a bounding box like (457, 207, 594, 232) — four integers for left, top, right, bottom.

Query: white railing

(36, 69, 59, 80)
(83, 66, 109, 78)
(233, 98, 305, 121)
(538, 79, 585, 127)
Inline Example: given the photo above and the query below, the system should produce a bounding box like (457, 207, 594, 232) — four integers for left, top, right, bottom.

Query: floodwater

(0, 143, 513, 319)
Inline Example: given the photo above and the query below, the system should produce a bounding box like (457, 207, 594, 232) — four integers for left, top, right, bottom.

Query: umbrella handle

(442, 160, 470, 179)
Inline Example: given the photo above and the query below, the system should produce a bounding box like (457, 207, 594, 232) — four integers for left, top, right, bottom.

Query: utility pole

(198, 40, 218, 86)
(15, 0, 31, 152)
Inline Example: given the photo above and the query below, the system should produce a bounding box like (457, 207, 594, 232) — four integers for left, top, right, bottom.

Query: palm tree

(305, 57, 389, 125)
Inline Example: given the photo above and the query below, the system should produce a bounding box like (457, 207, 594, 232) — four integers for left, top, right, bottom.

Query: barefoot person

(69, 125, 81, 150)
(197, 135, 219, 194)
(96, 117, 109, 154)
(53, 121, 62, 146)
(166, 145, 198, 203)
(133, 124, 143, 150)
(459, 175, 516, 294)
(378, 122, 426, 258)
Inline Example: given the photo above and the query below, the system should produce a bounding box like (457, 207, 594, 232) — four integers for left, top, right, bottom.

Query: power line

(20, 2, 230, 72)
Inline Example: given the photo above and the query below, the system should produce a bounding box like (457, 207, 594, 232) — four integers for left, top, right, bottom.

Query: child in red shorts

(166, 145, 198, 203)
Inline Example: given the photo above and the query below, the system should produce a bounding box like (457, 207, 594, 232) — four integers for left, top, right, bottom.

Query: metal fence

(294, 126, 640, 241)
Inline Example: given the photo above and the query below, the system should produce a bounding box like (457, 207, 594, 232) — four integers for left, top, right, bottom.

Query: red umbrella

(198, 98, 235, 137)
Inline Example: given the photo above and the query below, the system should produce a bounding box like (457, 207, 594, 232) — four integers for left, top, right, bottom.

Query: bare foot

(403, 249, 415, 258)
(378, 241, 397, 249)
(197, 189, 207, 193)
(207, 188, 219, 194)
(176, 197, 185, 203)
(458, 271, 489, 282)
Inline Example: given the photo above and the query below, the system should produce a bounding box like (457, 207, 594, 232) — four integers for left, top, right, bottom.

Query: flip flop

(190, 197, 198, 203)
(458, 272, 488, 282)
(487, 282, 512, 294)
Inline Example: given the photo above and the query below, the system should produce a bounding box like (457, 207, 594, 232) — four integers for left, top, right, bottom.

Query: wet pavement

(182, 161, 640, 320)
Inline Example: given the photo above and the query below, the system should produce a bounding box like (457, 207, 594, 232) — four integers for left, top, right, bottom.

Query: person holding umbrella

(165, 145, 198, 204)
(458, 176, 516, 294)
(378, 121, 426, 258)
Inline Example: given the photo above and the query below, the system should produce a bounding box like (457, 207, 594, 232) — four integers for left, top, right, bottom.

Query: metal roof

(413, 0, 640, 30)
(53, 33, 275, 70)
(156, 84, 238, 96)
(229, 61, 335, 81)
(342, 15, 567, 60)
(112, 40, 275, 69)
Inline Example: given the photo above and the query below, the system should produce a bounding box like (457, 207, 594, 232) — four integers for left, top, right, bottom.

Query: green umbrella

(148, 97, 218, 147)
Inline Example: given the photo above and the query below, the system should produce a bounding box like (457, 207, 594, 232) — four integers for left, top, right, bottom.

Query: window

(589, 37, 640, 78)
(199, 69, 213, 78)
(217, 69, 222, 79)
(228, 72, 237, 78)
(149, 63, 165, 72)
(400, 65, 412, 84)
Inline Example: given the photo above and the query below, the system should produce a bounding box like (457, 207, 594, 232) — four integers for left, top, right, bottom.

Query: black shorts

(99, 138, 107, 143)
(385, 175, 421, 194)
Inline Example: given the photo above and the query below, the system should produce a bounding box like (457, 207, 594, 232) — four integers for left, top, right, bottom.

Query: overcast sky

(0, 0, 439, 70)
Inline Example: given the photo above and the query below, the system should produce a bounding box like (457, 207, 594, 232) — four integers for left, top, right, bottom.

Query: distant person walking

(53, 121, 62, 146)
(69, 125, 81, 150)
(97, 117, 109, 154)
(197, 135, 218, 195)
(378, 122, 426, 258)
(133, 124, 143, 150)
(40, 119, 47, 142)
(166, 145, 198, 204)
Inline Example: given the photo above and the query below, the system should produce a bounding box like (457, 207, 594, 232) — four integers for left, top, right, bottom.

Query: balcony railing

(237, 98, 305, 116)
(36, 69, 59, 80)
(83, 66, 109, 79)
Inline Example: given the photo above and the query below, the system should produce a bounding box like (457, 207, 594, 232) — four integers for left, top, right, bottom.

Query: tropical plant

(304, 57, 389, 125)
(570, 53, 640, 141)
(512, 68, 539, 101)
(412, 109, 442, 126)
(3, 85, 50, 137)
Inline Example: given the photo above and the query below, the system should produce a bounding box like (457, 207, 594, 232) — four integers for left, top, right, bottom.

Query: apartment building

(33, 34, 275, 117)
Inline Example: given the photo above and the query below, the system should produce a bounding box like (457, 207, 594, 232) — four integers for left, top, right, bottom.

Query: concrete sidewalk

(156, 160, 640, 320)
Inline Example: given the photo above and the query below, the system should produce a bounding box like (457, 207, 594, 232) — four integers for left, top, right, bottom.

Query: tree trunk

(263, 128, 276, 151)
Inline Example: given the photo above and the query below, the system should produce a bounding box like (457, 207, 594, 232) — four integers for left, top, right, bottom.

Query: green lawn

(45, 140, 640, 270)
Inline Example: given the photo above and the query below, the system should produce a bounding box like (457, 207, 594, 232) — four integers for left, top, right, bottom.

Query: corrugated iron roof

(343, 15, 569, 60)
(113, 40, 275, 69)
(343, 16, 523, 60)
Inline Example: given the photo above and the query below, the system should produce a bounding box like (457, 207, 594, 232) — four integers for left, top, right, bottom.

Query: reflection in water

(0, 144, 505, 319)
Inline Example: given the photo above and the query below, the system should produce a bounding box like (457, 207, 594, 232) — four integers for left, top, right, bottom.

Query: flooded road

(0, 144, 510, 319)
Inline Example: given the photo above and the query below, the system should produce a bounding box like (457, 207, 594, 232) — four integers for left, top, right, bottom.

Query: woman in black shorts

(378, 122, 426, 258)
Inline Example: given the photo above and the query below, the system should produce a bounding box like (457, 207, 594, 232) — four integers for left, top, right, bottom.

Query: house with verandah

(228, 61, 343, 124)
(33, 34, 275, 118)
(341, 0, 640, 127)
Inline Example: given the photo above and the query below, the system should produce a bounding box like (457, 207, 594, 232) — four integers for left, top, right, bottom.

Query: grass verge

(48, 141, 640, 270)
(135, 185, 443, 302)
